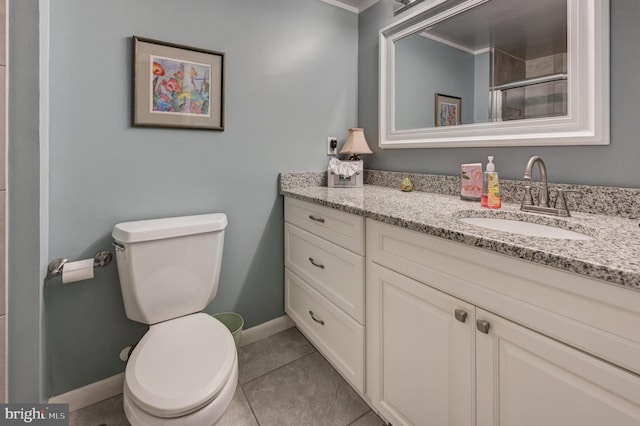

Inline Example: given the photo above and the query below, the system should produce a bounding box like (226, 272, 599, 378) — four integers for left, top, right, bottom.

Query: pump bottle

(481, 156, 501, 209)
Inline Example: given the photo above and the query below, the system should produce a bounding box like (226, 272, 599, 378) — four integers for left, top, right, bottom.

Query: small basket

(213, 312, 244, 347)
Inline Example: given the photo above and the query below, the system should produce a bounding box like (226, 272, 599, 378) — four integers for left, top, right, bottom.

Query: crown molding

(320, 0, 380, 14)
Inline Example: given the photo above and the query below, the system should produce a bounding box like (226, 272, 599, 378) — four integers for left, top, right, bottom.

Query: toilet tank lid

(113, 213, 227, 243)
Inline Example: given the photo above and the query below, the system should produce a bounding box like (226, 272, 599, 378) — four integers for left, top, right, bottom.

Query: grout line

(237, 383, 261, 426)
(346, 411, 369, 426)
(241, 350, 318, 387)
(346, 410, 384, 426)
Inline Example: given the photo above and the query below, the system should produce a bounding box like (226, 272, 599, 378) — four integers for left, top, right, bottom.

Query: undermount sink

(458, 217, 594, 240)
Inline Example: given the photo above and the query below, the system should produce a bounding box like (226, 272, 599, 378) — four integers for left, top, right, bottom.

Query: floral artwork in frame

(435, 93, 461, 127)
(133, 36, 225, 130)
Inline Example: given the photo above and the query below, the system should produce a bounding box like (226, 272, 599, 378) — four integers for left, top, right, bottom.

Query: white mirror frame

(379, 0, 609, 148)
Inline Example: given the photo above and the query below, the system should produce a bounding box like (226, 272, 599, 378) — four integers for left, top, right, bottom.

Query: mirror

(379, 0, 609, 148)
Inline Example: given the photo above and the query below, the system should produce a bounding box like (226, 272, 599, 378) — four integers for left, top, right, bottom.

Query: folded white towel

(329, 158, 360, 177)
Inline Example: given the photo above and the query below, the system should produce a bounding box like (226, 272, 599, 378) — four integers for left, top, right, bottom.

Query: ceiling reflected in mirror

(424, 0, 566, 60)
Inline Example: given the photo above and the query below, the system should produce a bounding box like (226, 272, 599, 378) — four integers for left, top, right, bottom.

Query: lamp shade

(340, 128, 372, 156)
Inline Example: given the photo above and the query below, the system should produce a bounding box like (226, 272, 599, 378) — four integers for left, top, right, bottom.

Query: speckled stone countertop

(280, 173, 640, 291)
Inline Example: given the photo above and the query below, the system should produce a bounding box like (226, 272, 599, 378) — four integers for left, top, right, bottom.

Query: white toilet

(112, 213, 237, 426)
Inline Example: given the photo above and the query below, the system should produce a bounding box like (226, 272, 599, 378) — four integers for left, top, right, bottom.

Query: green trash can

(213, 312, 244, 347)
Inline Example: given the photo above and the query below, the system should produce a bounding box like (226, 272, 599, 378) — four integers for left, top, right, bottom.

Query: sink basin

(459, 217, 594, 240)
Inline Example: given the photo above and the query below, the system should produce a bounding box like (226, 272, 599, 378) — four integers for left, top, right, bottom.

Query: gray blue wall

(8, 0, 47, 404)
(395, 33, 475, 128)
(473, 52, 491, 123)
(361, 0, 640, 187)
(10, 0, 358, 399)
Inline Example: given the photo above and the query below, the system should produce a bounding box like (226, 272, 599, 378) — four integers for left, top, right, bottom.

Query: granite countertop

(280, 184, 640, 291)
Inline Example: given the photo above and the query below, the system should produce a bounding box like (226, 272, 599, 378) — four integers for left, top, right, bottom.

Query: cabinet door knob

(309, 310, 325, 325)
(454, 309, 468, 323)
(476, 319, 491, 334)
(309, 257, 325, 269)
(308, 215, 325, 223)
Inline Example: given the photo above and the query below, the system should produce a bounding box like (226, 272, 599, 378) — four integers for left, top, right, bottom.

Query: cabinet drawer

(285, 222, 364, 323)
(285, 269, 364, 393)
(285, 197, 364, 255)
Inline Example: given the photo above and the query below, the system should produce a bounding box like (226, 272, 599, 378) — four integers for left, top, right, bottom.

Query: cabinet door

(367, 263, 475, 426)
(476, 309, 640, 426)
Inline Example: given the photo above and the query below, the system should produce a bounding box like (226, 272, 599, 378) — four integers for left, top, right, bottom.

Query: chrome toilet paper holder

(48, 250, 113, 277)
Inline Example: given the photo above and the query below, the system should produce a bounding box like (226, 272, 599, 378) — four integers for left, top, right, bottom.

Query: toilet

(112, 213, 237, 426)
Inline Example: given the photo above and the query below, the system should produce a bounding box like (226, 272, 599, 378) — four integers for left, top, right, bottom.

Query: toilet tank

(112, 213, 228, 325)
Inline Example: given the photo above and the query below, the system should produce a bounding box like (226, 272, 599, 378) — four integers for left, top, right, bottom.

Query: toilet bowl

(112, 214, 235, 425)
(123, 313, 238, 425)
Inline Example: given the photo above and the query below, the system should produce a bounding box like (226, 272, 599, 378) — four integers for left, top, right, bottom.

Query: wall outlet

(327, 137, 338, 156)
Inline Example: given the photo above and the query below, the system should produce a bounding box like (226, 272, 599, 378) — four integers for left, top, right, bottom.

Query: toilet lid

(125, 313, 237, 418)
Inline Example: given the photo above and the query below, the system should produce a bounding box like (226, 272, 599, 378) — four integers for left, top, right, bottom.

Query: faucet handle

(555, 189, 581, 212)
(522, 185, 535, 206)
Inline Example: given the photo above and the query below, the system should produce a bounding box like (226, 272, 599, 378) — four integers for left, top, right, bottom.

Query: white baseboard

(238, 314, 294, 347)
(48, 315, 294, 412)
(49, 372, 124, 413)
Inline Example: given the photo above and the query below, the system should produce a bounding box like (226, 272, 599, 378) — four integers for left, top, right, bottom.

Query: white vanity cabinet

(284, 197, 365, 392)
(366, 219, 640, 426)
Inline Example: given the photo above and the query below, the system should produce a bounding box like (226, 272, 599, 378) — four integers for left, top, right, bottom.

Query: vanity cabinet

(366, 219, 640, 426)
(284, 197, 365, 392)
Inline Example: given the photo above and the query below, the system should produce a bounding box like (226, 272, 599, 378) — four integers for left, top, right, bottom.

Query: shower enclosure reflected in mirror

(379, 0, 609, 148)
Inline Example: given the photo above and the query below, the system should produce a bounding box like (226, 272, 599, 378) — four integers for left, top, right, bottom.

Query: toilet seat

(125, 313, 236, 418)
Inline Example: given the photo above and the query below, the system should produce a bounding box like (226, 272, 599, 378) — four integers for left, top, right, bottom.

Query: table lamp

(340, 128, 373, 162)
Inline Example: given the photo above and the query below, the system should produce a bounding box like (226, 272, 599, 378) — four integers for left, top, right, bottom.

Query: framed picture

(133, 36, 225, 130)
(435, 93, 461, 127)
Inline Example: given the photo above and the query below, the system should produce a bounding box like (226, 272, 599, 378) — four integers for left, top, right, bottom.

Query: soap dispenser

(481, 156, 501, 209)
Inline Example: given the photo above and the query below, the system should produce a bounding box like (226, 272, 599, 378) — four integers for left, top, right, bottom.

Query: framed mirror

(379, 0, 609, 148)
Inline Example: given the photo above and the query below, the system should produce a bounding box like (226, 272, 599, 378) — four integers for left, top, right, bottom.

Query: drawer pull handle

(476, 319, 491, 334)
(454, 309, 468, 323)
(309, 257, 325, 269)
(309, 310, 325, 326)
(308, 215, 325, 223)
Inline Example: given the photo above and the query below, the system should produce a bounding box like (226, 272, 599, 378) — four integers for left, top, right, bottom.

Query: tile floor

(69, 327, 386, 426)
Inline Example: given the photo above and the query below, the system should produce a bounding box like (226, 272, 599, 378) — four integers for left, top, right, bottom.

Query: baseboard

(238, 314, 294, 347)
(49, 372, 124, 413)
(48, 315, 294, 412)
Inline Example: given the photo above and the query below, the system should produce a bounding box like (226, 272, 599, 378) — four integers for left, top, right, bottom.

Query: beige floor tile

(349, 411, 387, 426)
(216, 385, 258, 426)
(69, 394, 128, 426)
(238, 327, 315, 384)
(243, 352, 369, 426)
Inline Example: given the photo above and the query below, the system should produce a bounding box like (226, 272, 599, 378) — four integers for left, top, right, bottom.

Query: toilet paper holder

(48, 250, 113, 277)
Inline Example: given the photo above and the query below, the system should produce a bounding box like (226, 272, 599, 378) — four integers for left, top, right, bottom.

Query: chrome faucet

(521, 156, 575, 217)
(523, 156, 550, 207)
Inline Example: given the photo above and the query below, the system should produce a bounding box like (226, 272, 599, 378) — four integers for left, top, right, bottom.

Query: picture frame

(435, 93, 461, 127)
(133, 36, 225, 130)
